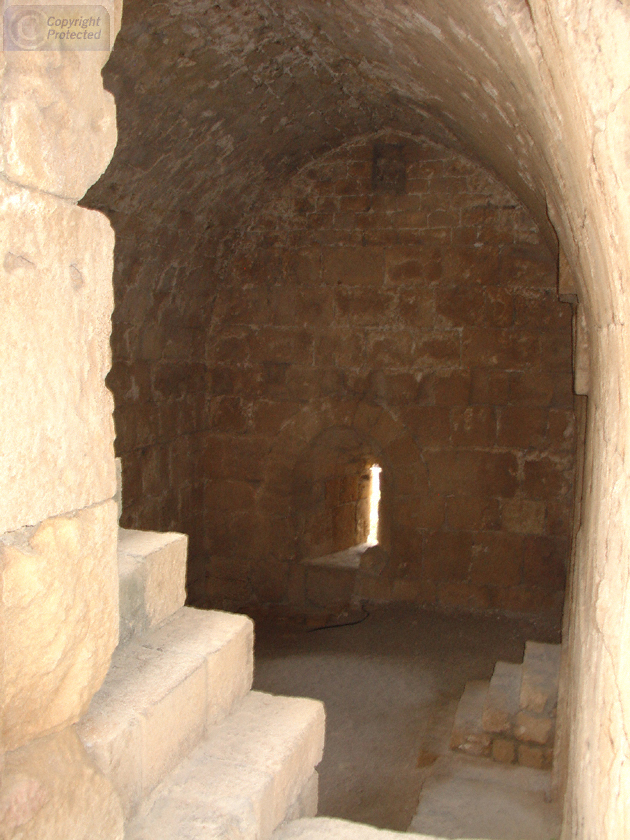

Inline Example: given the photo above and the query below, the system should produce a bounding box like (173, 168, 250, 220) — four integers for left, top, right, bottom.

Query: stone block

(143, 607, 254, 728)
(482, 661, 522, 734)
(399, 406, 451, 445)
(424, 532, 472, 582)
(78, 641, 205, 816)
(0, 48, 118, 198)
(118, 528, 188, 645)
(283, 248, 321, 285)
(323, 247, 385, 286)
(450, 405, 496, 447)
(197, 691, 325, 832)
(441, 244, 499, 286)
(438, 581, 494, 612)
(492, 738, 516, 764)
(2, 501, 118, 751)
(446, 495, 501, 531)
(514, 712, 554, 745)
(470, 368, 509, 405)
(520, 641, 561, 714)
(498, 244, 557, 290)
(508, 371, 555, 406)
(78, 608, 253, 817)
(0, 181, 116, 534)
(273, 817, 444, 840)
(462, 327, 540, 369)
(522, 457, 571, 499)
(502, 499, 546, 535)
(469, 532, 523, 587)
(358, 544, 390, 577)
(126, 692, 324, 840)
(425, 449, 518, 497)
(283, 771, 319, 822)
(0, 728, 123, 840)
(517, 744, 553, 770)
(497, 407, 548, 448)
(450, 681, 492, 757)
(436, 284, 486, 327)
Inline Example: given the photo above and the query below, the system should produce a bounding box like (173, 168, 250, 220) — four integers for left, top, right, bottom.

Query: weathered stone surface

(283, 771, 319, 823)
(492, 738, 516, 764)
(449, 681, 491, 757)
(1, 501, 118, 751)
(0, 181, 116, 534)
(520, 641, 561, 715)
(517, 744, 553, 771)
(482, 661, 522, 735)
(78, 607, 253, 817)
(358, 544, 390, 578)
(501, 499, 546, 535)
(0, 0, 123, 200)
(514, 712, 554, 746)
(0, 727, 123, 840)
(125, 692, 325, 840)
(274, 817, 437, 840)
(118, 528, 187, 645)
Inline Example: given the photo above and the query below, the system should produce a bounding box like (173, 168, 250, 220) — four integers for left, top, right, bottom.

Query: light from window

(367, 464, 381, 544)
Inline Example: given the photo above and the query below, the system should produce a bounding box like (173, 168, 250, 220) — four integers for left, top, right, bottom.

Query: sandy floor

(251, 604, 561, 832)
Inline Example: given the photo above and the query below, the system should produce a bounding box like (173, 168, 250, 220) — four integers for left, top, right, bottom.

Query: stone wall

(80, 2, 630, 833)
(0, 6, 124, 838)
(191, 134, 576, 616)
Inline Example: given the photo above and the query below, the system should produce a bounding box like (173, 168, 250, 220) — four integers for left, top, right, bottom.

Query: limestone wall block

(0, 727, 123, 840)
(0, 0, 122, 200)
(0, 181, 116, 534)
(1, 500, 119, 751)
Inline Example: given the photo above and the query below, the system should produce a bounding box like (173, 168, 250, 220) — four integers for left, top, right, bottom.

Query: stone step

(519, 641, 561, 715)
(449, 680, 492, 757)
(118, 527, 188, 646)
(273, 817, 438, 840)
(125, 691, 326, 840)
(482, 660, 522, 735)
(78, 607, 253, 818)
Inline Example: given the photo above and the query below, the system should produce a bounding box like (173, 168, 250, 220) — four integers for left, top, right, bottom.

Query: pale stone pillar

(0, 2, 125, 837)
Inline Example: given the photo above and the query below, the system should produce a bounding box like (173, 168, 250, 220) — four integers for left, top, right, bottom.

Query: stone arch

(258, 399, 428, 589)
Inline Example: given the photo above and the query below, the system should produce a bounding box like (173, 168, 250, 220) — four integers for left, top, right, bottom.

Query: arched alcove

(292, 427, 380, 561)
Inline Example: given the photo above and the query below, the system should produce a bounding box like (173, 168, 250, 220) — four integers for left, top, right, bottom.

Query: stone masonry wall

(194, 133, 576, 617)
(0, 7, 125, 837)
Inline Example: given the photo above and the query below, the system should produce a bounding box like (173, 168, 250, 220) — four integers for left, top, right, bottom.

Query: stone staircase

(450, 642, 561, 769)
(77, 528, 325, 839)
(77, 525, 528, 840)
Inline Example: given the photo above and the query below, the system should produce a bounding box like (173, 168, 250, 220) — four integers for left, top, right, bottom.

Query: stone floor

(251, 603, 562, 837)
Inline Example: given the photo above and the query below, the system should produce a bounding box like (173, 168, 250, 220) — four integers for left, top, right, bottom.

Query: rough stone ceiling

(88, 0, 557, 246)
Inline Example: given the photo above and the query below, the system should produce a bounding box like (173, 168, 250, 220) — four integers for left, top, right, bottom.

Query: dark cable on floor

(306, 605, 370, 632)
